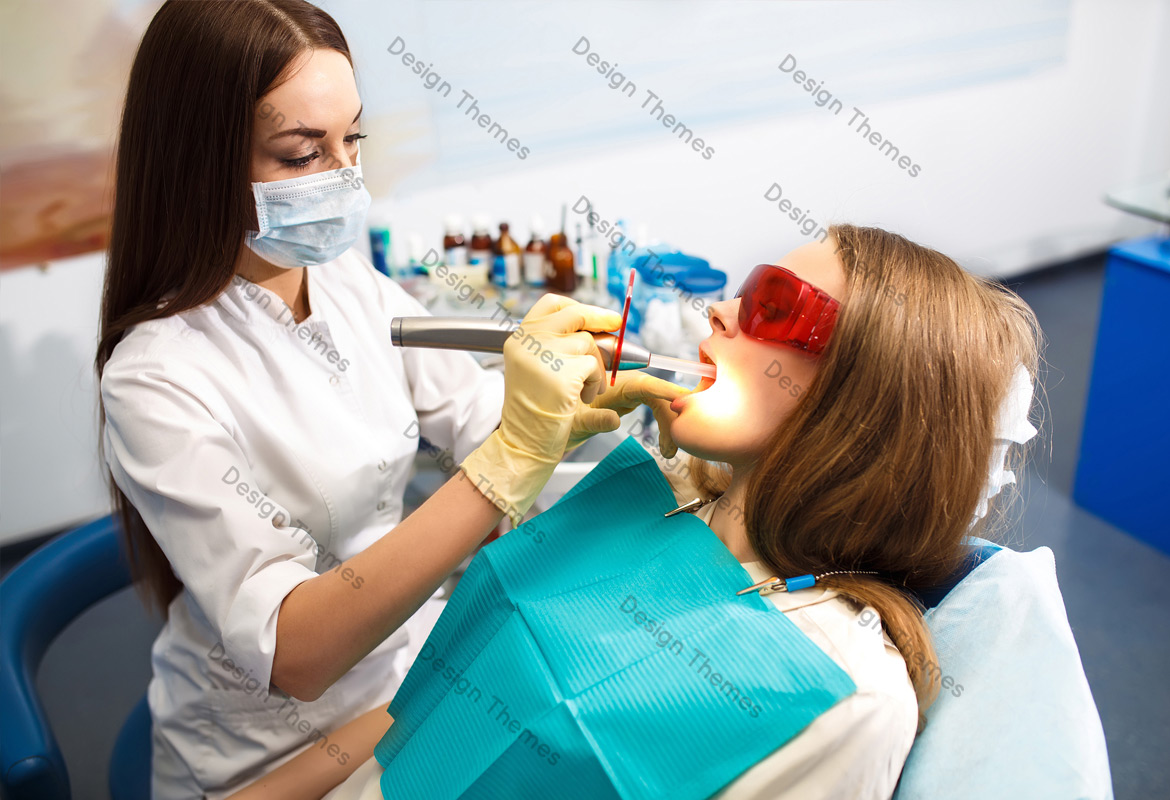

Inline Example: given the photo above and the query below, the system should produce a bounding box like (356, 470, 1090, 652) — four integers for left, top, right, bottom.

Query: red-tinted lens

(735, 264, 838, 354)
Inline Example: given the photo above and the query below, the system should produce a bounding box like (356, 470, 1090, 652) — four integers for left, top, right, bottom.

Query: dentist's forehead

(256, 49, 361, 133)
(773, 238, 846, 299)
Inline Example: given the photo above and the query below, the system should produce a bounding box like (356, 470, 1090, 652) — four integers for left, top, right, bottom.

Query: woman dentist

(95, 1, 684, 797)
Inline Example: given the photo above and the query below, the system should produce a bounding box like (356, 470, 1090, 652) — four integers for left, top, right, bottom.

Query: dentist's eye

(281, 134, 365, 171)
(282, 152, 319, 170)
(277, 133, 362, 170)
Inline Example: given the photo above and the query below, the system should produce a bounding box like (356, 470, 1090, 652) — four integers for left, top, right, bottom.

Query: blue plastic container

(677, 268, 727, 301)
(629, 252, 708, 334)
(677, 268, 727, 338)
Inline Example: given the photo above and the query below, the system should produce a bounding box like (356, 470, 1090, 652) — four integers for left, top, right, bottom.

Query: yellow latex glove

(565, 370, 689, 458)
(460, 293, 620, 526)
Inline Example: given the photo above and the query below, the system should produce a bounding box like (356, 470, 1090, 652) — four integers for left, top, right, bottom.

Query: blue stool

(0, 515, 151, 800)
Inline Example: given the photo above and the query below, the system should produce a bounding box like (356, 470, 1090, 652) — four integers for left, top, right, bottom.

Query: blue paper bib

(374, 437, 856, 800)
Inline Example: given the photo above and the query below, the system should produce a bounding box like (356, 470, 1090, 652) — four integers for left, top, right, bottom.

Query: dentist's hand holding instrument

(454, 293, 690, 526)
(562, 259, 690, 459)
(564, 369, 687, 458)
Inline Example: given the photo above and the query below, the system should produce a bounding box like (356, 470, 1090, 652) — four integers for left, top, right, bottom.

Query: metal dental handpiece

(389, 316, 716, 379)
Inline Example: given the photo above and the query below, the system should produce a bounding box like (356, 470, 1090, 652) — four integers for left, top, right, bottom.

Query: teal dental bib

(374, 437, 856, 800)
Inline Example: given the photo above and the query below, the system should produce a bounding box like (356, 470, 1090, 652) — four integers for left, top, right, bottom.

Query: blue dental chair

(894, 538, 1114, 800)
(0, 516, 1111, 799)
(0, 515, 151, 800)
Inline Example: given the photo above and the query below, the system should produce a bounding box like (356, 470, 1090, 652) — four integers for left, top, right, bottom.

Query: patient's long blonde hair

(690, 224, 1042, 727)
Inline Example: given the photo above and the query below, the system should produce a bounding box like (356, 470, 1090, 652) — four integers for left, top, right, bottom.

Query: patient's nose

(707, 298, 739, 337)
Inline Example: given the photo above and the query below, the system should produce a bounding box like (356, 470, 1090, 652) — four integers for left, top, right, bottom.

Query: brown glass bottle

(469, 216, 494, 282)
(442, 215, 467, 267)
(545, 232, 576, 293)
(496, 222, 522, 288)
(523, 218, 546, 287)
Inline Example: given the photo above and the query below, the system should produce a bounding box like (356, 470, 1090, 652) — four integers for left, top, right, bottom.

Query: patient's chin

(670, 409, 737, 464)
(670, 386, 784, 467)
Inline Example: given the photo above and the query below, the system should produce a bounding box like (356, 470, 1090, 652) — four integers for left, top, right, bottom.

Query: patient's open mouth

(694, 348, 717, 392)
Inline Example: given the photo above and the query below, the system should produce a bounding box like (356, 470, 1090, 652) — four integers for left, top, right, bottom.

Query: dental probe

(390, 316, 717, 380)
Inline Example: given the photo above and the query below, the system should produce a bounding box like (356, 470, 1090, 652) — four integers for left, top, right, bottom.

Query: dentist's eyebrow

(268, 105, 363, 141)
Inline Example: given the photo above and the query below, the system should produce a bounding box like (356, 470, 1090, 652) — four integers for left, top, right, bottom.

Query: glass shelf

(1104, 174, 1170, 224)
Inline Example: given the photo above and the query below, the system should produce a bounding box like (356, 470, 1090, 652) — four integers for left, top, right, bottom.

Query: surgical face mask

(245, 156, 371, 269)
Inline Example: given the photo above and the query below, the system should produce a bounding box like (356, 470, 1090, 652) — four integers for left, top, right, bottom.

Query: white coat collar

(218, 269, 328, 331)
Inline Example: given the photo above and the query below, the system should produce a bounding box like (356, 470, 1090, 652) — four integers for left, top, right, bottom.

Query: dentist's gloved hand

(565, 371, 688, 458)
(460, 293, 620, 527)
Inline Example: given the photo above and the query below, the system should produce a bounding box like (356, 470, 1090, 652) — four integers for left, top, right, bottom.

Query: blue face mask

(245, 158, 371, 268)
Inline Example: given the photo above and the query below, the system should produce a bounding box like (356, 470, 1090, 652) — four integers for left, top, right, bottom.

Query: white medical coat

(100, 248, 504, 798)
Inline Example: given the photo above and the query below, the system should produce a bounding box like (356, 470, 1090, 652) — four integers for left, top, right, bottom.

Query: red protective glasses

(735, 264, 839, 355)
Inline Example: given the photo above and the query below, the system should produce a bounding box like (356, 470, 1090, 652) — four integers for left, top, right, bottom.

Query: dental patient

(228, 223, 1040, 800)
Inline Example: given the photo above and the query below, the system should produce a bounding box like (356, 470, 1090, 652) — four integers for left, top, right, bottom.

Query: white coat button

(378, 460, 388, 471)
(329, 375, 339, 386)
(377, 501, 386, 511)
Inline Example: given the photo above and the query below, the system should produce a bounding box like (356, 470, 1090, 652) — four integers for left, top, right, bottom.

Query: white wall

(1, 0, 1167, 543)
(1, 254, 110, 542)
(366, 0, 1168, 281)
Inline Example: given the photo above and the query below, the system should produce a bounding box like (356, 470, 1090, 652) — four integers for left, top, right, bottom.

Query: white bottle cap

(444, 215, 463, 234)
(472, 214, 491, 234)
(529, 214, 544, 238)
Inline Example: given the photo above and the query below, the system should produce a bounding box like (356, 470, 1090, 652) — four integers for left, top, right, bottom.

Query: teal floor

(5, 250, 1167, 798)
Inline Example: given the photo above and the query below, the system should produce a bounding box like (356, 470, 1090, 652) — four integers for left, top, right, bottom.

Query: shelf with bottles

(373, 206, 728, 368)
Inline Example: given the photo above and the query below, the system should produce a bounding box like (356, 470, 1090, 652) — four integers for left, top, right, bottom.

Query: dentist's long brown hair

(95, 0, 353, 617)
(689, 224, 1042, 726)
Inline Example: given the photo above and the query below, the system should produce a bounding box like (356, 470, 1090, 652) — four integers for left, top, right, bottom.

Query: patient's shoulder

(712, 589, 918, 799)
(796, 593, 916, 707)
